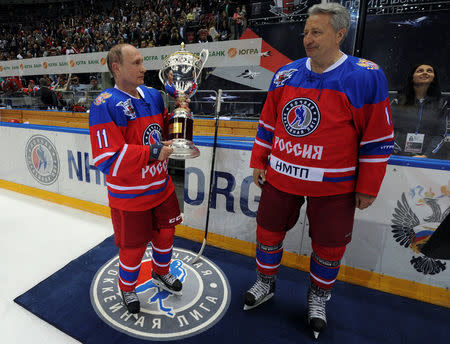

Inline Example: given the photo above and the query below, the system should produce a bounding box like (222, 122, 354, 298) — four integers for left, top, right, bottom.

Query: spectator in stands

(186, 8, 196, 22)
(198, 28, 212, 43)
(391, 63, 449, 159)
(232, 6, 244, 39)
(37, 77, 58, 109)
(88, 75, 101, 91)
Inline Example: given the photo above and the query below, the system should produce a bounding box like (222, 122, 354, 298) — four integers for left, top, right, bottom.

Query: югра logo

(25, 135, 60, 185)
(90, 247, 231, 341)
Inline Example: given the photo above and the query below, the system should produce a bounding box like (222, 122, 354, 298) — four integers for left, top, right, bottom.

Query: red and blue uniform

(251, 54, 394, 197)
(89, 85, 174, 211)
(251, 54, 394, 291)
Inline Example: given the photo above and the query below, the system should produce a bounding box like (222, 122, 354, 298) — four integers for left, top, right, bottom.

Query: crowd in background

(0, 0, 248, 61)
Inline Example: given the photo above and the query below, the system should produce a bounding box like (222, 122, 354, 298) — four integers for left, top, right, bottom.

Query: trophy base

(169, 139, 200, 160)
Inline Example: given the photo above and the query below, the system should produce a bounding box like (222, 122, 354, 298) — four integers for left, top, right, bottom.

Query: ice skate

(243, 271, 275, 310)
(151, 271, 183, 295)
(120, 289, 140, 314)
(307, 284, 331, 339)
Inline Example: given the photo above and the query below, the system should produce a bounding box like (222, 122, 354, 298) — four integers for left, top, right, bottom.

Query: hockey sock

(309, 242, 346, 291)
(118, 245, 147, 292)
(151, 227, 175, 276)
(255, 225, 286, 276)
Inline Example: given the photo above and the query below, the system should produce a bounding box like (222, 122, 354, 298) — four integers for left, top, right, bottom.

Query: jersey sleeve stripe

(359, 157, 390, 163)
(93, 151, 116, 164)
(255, 138, 272, 149)
(259, 120, 275, 131)
(256, 125, 274, 144)
(359, 140, 394, 156)
(360, 133, 394, 145)
(112, 144, 128, 177)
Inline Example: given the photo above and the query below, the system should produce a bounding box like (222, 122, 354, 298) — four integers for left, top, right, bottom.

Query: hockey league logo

(273, 68, 297, 87)
(116, 99, 136, 120)
(90, 247, 231, 341)
(281, 97, 320, 137)
(391, 185, 450, 275)
(142, 123, 163, 146)
(25, 135, 60, 185)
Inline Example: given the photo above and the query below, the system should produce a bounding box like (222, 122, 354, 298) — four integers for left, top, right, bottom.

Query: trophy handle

(199, 49, 209, 71)
(158, 69, 165, 85)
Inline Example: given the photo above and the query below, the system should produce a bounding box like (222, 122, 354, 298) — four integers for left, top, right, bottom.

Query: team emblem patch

(25, 135, 60, 185)
(143, 124, 163, 145)
(94, 92, 112, 105)
(356, 59, 379, 70)
(116, 99, 136, 120)
(273, 68, 297, 87)
(90, 247, 231, 341)
(281, 97, 321, 137)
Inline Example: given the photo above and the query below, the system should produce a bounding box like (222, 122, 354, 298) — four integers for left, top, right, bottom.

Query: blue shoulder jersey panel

(267, 56, 389, 110)
(342, 56, 390, 109)
(89, 88, 128, 127)
(139, 86, 165, 116)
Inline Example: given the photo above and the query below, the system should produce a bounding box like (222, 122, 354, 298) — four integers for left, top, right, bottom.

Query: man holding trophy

(88, 43, 206, 314)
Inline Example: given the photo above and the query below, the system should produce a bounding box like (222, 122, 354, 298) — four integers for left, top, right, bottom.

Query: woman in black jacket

(391, 63, 449, 160)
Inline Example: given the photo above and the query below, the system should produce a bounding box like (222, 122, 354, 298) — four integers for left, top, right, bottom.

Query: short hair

(106, 44, 130, 76)
(308, 2, 350, 39)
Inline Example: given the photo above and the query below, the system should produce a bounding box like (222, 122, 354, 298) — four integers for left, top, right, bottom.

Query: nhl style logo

(116, 99, 136, 120)
(143, 123, 163, 146)
(90, 247, 231, 341)
(25, 135, 60, 185)
(281, 97, 321, 137)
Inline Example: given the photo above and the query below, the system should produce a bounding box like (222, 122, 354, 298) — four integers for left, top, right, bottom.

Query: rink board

(1, 122, 449, 303)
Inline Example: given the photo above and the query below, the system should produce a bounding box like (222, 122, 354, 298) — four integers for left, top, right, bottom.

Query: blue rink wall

(1, 121, 449, 307)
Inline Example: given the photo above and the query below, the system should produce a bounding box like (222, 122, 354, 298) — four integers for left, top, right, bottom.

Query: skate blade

(152, 279, 182, 296)
(243, 292, 274, 311)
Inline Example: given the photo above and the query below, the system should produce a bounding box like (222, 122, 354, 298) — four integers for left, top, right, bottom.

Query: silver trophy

(159, 42, 209, 159)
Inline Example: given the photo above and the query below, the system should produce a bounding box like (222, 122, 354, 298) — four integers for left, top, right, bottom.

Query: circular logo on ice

(90, 247, 231, 341)
(25, 135, 60, 185)
(281, 97, 320, 137)
(143, 123, 163, 145)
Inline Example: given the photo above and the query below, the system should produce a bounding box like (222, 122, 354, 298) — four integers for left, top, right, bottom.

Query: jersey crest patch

(356, 59, 379, 70)
(93, 92, 112, 105)
(273, 68, 298, 87)
(143, 123, 163, 145)
(116, 99, 136, 120)
(281, 97, 320, 137)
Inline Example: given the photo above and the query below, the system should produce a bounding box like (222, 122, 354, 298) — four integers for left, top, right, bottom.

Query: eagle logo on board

(391, 185, 450, 275)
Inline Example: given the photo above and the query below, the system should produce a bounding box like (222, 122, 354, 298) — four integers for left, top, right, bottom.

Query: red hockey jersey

(251, 54, 394, 197)
(89, 86, 174, 211)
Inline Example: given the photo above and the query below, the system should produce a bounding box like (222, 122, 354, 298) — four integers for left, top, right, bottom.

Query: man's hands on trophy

(253, 168, 266, 189)
(149, 140, 174, 161)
